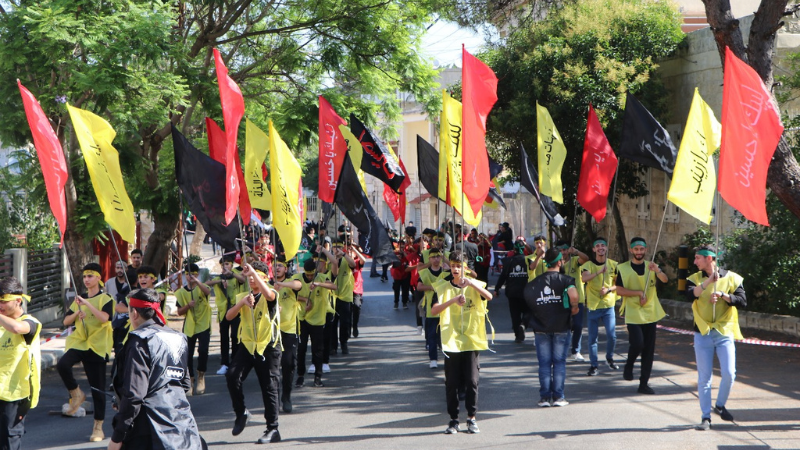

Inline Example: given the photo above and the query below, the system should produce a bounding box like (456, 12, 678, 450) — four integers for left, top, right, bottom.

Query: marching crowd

(0, 222, 747, 448)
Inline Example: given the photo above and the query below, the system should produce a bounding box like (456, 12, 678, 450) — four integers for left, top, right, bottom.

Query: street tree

(478, 0, 684, 257)
(0, 0, 443, 272)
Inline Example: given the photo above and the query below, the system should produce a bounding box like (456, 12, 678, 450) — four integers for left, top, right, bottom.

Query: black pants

(280, 332, 298, 400)
(0, 399, 28, 450)
(298, 321, 324, 377)
(475, 264, 489, 284)
(352, 294, 363, 333)
(508, 295, 526, 340)
(187, 329, 211, 377)
(444, 351, 480, 420)
(381, 263, 390, 278)
(57, 348, 106, 420)
(413, 290, 423, 327)
(323, 312, 334, 363)
(112, 326, 127, 356)
(219, 316, 241, 367)
(393, 278, 410, 306)
(225, 343, 282, 429)
(332, 301, 352, 348)
(626, 322, 657, 385)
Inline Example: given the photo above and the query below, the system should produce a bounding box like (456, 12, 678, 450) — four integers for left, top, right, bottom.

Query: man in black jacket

(494, 241, 529, 343)
(110, 288, 203, 450)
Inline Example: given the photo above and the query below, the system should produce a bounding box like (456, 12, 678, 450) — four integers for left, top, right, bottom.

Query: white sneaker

(568, 352, 585, 362)
(417, 326, 424, 335)
(322, 364, 331, 373)
(216, 365, 228, 375)
(429, 360, 438, 369)
(308, 365, 315, 374)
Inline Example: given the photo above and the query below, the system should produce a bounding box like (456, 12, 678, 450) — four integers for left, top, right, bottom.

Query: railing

(0, 253, 12, 279)
(26, 248, 63, 313)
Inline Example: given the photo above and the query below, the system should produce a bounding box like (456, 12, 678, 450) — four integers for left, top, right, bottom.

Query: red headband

(129, 298, 166, 325)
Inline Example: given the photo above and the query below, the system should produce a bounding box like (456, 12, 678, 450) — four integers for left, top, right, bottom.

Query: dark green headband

(593, 239, 607, 247)
(696, 249, 716, 257)
(545, 252, 563, 268)
(630, 240, 647, 248)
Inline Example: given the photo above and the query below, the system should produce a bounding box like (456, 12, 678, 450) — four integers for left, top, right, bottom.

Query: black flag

(520, 144, 565, 226)
(487, 157, 506, 209)
(416, 135, 441, 200)
(349, 114, 406, 192)
(334, 153, 398, 265)
(172, 125, 239, 249)
(619, 92, 678, 174)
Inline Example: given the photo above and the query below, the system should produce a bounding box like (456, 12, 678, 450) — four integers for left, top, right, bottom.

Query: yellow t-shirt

(418, 267, 446, 318)
(303, 273, 334, 326)
(526, 254, 546, 282)
(433, 276, 490, 352)
(617, 261, 666, 324)
(213, 276, 241, 323)
(0, 314, 41, 407)
(689, 270, 744, 339)
(276, 279, 301, 334)
(335, 258, 354, 303)
(65, 292, 113, 358)
(581, 259, 619, 310)
(175, 285, 211, 337)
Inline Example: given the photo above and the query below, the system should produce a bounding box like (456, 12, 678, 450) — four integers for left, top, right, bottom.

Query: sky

(420, 20, 491, 68)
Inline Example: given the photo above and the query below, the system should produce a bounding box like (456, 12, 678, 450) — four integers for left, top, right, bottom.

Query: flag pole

(642, 200, 669, 298)
(569, 198, 579, 249)
(713, 189, 721, 322)
(235, 205, 258, 355)
(603, 161, 621, 285)
(62, 243, 87, 332)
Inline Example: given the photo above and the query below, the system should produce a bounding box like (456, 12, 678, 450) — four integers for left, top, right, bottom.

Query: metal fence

(0, 253, 12, 279)
(27, 248, 63, 313)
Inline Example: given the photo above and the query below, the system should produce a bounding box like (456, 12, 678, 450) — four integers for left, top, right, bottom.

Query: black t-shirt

(523, 272, 575, 333)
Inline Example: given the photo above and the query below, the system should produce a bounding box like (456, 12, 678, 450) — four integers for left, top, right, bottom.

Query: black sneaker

(314, 376, 324, 387)
(695, 418, 711, 431)
(341, 343, 349, 355)
(282, 397, 293, 413)
(232, 409, 250, 436)
(444, 420, 460, 434)
(393, 303, 399, 310)
(606, 358, 619, 370)
(257, 428, 281, 444)
(353, 328, 359, 338)
(295, 376, 304, 388)
(588, 366, 599, 376)
(537, 397, 552, 407)
(623, 364, 634, 381)
(714, 405, 734, 421)
(403, 303, 409, 309)
(637, 385, 655, 395)
(466, 418, 480, 433)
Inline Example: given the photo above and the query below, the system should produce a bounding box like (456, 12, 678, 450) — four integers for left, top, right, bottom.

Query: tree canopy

(0, 0, 448, 270)
(479, 0, 684, 253)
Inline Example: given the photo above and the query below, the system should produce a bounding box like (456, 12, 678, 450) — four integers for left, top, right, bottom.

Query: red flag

(461, 46, 498, 216)
(318, 96, 349, 203)
(206, 117, 251, 225)
(383, 158, 411, 224)
(18, 81, 68, 244)
(577, 105, 619, 222)
(719, 47, 784, 226)
(213, 48, 245, 226)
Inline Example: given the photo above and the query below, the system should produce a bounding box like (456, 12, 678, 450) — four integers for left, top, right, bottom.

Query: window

(306, 196, 318, 213)
(636, 168, 651, 220)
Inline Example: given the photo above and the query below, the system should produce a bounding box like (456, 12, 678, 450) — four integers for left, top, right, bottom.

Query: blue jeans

(570, 304, 585, 354)
(587, 307, 616, 366)
(534, 331, 570, 399)
(694, 330, 736, 419)
(425, 317, 440, 361)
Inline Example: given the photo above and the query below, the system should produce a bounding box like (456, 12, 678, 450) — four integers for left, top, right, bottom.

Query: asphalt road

(23, 271, 800, 450)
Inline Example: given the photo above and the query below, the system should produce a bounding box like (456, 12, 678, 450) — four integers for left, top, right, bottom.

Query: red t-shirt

(353, 260, 364, 295)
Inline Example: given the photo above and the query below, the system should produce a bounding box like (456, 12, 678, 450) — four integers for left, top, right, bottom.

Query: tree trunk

(142, 211, 179, 273)
(190, 221, 206, 257)
(63, 228, 94, 287)
(702, 0, 800, 222)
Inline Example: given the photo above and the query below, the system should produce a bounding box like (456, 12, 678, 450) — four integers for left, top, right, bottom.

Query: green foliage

(0, 148, 61, 251)
(480, 0, 684, 239)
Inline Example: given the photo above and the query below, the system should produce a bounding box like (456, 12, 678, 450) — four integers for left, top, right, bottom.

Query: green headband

(630, 240, 647, 248)
(593, 239, 607, 247)
(557, 244, 570, 250)
(696, 249, 716, 257)
(545, 252, 563, 268)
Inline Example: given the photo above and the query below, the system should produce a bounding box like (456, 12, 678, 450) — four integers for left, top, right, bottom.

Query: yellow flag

(441, 91, 482, 226)
(668, 89, 720, 224)
(268, 120, 302, 260)
(338, 124, 369, 194)
(245, 120, 273, 210)
(67, 104, 135, 243)
(536, 102, 566, 203)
